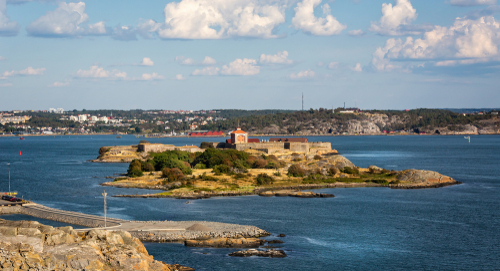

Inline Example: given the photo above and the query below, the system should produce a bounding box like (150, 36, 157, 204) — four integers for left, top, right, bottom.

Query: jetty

(0, 203, 269, 243)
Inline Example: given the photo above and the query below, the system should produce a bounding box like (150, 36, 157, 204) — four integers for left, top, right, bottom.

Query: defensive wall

(223, 141, 332, 154)
(138, 143, 203, 153)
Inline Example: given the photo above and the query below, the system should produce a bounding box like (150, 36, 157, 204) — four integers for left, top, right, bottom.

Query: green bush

(256, 173, 274, 185)
(233, 173, 247, 179)
(194, 163, 207, 169)
(198, 173, 218, 181)
(128, 169, 143, 177)
(273, 172, 282, 177)
(313, 155, 322, 160)
(127, 160, 143, 177)
(328, 167, 339, 176)
(142, 162, 155, 172)
(213, 164, 231, 175)
(162, 168, 185, 182)
(99, 147, 110, 155)
(341, 167, 359, 175)
(288, 164, 305, 177)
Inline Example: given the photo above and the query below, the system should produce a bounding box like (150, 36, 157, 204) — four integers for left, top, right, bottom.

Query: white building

(78, 114, 87, 122)
(69, 116, 78, 122)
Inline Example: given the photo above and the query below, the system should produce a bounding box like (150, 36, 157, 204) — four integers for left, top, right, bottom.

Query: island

(96, 128, 459, 199)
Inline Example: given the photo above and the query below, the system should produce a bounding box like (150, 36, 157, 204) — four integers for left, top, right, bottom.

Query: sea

(0, 135, 499, 270)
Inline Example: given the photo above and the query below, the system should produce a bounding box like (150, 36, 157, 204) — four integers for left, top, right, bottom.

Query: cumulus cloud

(0, 0, 20, 36)
(158, 0, 285, 39)
(291, 0, 346, 35)
(372, 16, 500, 70)
(48, 81, 70, 87)
(201, 56, 217, 65)
(449, 0, 496, 6)
(134, 73, 165, 81)
(3, 67, 46, 77)
(140, 57, 154, 66)
(369, 0, 421, 36)
(192, 66, 220, 76)
(221, 58, 260, 75)
(289, 69, 315, 79)
(75, 65, 127, 79)
(0, 83, 12, 87)
(27, 2, 88, 36)
(351, 63, 363, 72)
(348, 29, 365, 36)
(176, 56, 217, 65)
(259, 51, 293, 65)
(0, 56, 6, 60)
(175, 74, 185, 80)
(327, 62, 339, 69)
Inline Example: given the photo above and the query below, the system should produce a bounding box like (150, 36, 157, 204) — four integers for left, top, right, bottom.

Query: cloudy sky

(1, 0, 499, 110)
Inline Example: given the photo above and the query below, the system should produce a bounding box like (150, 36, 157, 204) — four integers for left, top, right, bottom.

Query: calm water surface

(0, 135, 499, 270)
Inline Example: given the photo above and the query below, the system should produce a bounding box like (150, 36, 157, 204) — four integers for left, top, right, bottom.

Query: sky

(0, 0, 499, 111)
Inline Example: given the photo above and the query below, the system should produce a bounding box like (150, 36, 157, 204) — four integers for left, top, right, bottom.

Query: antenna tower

(302, 93, 304, 111)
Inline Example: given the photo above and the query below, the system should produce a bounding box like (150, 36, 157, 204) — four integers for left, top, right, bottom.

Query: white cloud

(373, 16, 500, 67)
(292, 0, 346, 35)
(348, 29, 365, 36)
(177, 56, 217, 65)
(26, 2, 89, 37)
(327, 62, 339, 69)
(87, 21, 109, 35)
(449, 0, 496, 6)
(259, 51, 293, 65)
(369, 0, 419, 36)
(48, 81, 70, 87)
(3, 67, 46, 77)
(201, 56, 217, 65)
(0, 0, 20, 36)
(175, 74, 185, 80)
(158, 0, 285, 39)
(75, 65, 127, 79)
(435, 60, 458, 66)
(136, 19, 161, 39)
(351, 63, 363, 72)
(0, 56, 6, 60)
(140, 57, 154, 66)
(221, 58, 260, 75)
(0, 83, 12, 87)
(135, 73, 165, 81)
(111, 24, 137, 41)
(192, 66, 220, 76)
(289, 69, 315, 79)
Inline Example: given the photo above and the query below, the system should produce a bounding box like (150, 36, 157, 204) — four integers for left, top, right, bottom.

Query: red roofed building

(229, 128, 248, 143)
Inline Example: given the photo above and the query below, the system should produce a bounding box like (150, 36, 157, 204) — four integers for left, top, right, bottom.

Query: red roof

(230, 128, 247, 134)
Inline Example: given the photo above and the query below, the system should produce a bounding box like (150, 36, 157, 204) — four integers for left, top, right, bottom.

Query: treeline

(201, 108, 496, 132)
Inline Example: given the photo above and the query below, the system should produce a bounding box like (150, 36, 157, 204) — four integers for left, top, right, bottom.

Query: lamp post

(102, 190, 107, 228)
(7, 163, 10, 196)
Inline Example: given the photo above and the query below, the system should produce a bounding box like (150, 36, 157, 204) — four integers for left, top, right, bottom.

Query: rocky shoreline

(0, 219, 194, 271)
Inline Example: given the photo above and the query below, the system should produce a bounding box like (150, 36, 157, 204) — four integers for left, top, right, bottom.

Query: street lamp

(102, 190, 107, 228)
(7, 163, 10, 196)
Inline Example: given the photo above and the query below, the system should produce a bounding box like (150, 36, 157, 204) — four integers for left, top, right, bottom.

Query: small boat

(116, 136, 122, 139)
(19, 137, 25, 140)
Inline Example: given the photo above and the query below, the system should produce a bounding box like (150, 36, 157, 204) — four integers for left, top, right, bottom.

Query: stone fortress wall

(227, 141, 332, 154)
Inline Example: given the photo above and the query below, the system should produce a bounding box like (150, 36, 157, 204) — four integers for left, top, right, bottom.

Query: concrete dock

(0, 203, 269, 242)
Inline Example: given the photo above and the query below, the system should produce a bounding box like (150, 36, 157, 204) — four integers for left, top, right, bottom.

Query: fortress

(210, 128, 334, 155)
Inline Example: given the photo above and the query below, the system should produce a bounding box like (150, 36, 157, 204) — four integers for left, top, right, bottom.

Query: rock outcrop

(393, 169, 458, 189)
(0, 219, 192, 271)
(228, 249, 287, 258)
(185, 237, 264, 248)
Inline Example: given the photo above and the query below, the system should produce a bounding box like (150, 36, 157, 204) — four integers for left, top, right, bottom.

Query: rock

(259, 191, 274, 197)
(277, 234, 286, 237)
(266, 240, 284, 244)
(0, 219, 193, 271)
(185, 237, 265, 248)
(229, 249, 287, 258)
(369, 165, 383, 172)
(394, 169, 458, 189)
(186, 223, 213, 232)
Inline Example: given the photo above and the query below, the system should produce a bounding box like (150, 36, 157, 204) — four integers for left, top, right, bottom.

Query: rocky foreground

(0, 219, 193, 271)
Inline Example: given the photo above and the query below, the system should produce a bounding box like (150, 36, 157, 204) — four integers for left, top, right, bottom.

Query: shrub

(198, 173, 217, 181)
(142, 163, 155, 172)
(162, 168, 185, 182)
(288, 164, 305, 177)
(213, 164, 231, 175)
(139, 140, 150, 144)
(274, 172, 282, 177)
(200, 142, 215, 149)
(328, 167, 339, 176)
(253, 159, 268, 168)
(256, 173, 274, 185)
(194, 163, 207, 169)
(233, 173, 247, 179)
(128, 169, 143, 177)
(293, 157, 302, 162)
(99, 147, 110, 155)
(313, 155, 322, 160)
(341, 167, 359, 175)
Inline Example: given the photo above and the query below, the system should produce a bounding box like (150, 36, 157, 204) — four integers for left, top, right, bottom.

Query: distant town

(0, 108, 498, 136)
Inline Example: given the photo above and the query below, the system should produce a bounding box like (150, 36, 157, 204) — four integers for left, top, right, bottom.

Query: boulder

(185, 237, 264, 248)
(229, 249, 287, 258)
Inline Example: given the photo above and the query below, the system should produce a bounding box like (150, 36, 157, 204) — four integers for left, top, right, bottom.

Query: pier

(0, 203, 269, 242)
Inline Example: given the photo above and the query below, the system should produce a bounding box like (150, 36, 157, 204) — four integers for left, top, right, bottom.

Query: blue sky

(0, 0, 499, 111)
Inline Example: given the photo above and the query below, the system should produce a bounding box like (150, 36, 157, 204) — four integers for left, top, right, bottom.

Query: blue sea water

(0, 135, 499, 270)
